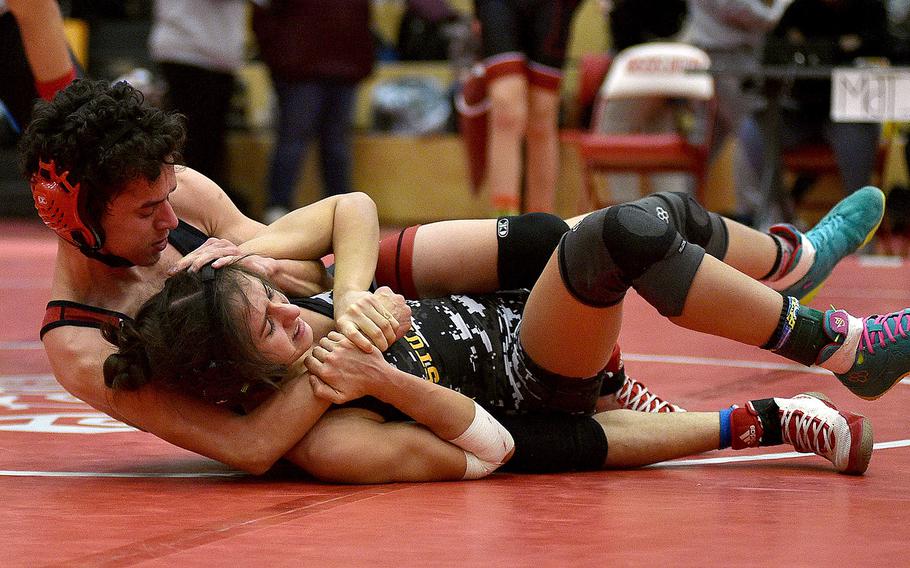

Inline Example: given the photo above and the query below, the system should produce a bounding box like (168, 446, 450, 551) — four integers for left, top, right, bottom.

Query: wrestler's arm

(168, 168, 334, 298)
(286, 408, 473, 483)
(293, 332, 514, 482)
(171, 168, 395, 350)
(44, 328, 330, 475)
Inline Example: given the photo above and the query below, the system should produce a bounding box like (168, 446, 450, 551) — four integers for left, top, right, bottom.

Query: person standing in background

(680, 0, 794, 224)
(474, 0, 582, 216)
(253, 0, 375, 223)
(149, 0, 247, 211)
(737, 0, 889, 224)
(1, 0, 79, 132)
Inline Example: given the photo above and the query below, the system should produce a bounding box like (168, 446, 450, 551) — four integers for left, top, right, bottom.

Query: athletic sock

(491, 194, 520, 217)
(761, 296, 831, 366)
(760, 232, 795, 281)
(599, 343, 625, 396)
(730, 398, 782, 450)
(766, 225, 817, 291)
(718, 407, 734, 449)
(35, 66, 77, 101)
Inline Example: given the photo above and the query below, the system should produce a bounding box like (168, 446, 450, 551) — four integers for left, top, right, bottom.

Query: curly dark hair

(102, 266, 289, 407)
(18, 79, 186, 232)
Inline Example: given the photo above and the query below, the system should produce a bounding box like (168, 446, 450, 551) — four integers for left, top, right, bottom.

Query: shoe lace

(616, 377, 682, 413)
(859, 309, 910, 355)
(781, 407, 833, 457)
(812, 212, 843, 244)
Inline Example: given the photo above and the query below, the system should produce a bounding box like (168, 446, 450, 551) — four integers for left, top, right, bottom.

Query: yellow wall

(63, 18, 89, 68)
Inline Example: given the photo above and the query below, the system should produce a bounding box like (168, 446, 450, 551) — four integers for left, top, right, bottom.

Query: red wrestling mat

(2, 219, 909, 567)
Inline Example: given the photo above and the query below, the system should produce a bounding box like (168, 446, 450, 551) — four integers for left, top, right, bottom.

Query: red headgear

(30, 159, 102, 250)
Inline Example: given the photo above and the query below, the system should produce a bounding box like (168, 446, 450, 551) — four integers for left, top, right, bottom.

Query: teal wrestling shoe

(818, 308, 910, 400)
(771, 186, 885, 303)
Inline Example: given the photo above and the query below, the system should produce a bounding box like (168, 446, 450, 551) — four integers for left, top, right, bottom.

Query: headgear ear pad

(31, 159, 102, 250)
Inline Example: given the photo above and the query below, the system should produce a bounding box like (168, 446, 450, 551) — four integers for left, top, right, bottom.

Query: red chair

(565, 43, 716, 211)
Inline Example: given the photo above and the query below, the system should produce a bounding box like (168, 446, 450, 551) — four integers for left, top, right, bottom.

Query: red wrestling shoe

(778, 392, 873, 475)
(615, 374, 686, 413)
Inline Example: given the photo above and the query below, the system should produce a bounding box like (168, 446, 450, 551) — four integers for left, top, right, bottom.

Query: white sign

(831, 67, 910, 122)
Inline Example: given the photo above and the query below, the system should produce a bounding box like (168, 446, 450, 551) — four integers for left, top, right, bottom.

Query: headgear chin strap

(31, 159, 134, 268)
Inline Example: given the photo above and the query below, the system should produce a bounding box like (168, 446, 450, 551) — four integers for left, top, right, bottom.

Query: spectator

(737, 0, 890, 223)
(474, 0, 583, 215)
(148, 0, 247, 211)
(253, 0, 374, 223)
(680, 0, 794, 222)
(0, 0, 78, 132)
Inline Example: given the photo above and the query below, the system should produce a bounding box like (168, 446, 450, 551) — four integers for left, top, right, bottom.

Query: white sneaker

(776, 392, 873, 475)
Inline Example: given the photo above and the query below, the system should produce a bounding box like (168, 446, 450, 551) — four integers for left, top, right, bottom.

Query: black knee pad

(632, 234, 706, 317)
(559, 203, 706, 315)
(496, 414, 608, 473)
(497, 213, 569, 290)
(558, 204, 678, 307)
(631, 192, 728, 259)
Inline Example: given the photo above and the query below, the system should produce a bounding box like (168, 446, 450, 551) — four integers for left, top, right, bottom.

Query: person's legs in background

(265, 79, 326, 222)
(826, 120, 880, 194)
(474, 0, 527, 216)
(524, 82, 559, 212)
(317, 82, 357, 197)
(159, 62, 235, 191)
(485, 71, 528, 215)
(520, 0, 580, 213)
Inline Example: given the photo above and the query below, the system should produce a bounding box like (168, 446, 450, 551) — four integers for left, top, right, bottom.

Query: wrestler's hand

(305, 332, 391, 403)
(334, 287, 410, 353)
(170, 237, 281, 278)
(374, 286, 412, 340)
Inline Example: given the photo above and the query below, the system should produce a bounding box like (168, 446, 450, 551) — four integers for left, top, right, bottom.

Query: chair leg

(693, 170, 706, 206)
(640, 173, 653, 199)
(578, 163, 595, 213)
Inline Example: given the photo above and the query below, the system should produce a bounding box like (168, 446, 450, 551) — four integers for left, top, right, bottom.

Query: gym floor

(2, 219, 908, 567)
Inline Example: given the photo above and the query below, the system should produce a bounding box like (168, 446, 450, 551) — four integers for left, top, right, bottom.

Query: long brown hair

(102, 266, 288, 406)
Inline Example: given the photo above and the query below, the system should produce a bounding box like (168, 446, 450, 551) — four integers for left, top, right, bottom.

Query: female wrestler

(102, 189, 897, 482)
(175, 183, 887, 416)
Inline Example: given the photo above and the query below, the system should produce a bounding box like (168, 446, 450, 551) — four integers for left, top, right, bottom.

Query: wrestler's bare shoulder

(170, 166, 257, 241)
(48, 245, 182, 315)
(42, 325, 115, 411)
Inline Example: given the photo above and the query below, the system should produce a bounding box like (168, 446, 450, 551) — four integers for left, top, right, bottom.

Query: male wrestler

(23, 79, 396, 473)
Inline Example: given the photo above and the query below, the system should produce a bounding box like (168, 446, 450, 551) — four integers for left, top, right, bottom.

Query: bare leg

(670, 254, 782, 345)
(523, 85, 560, 213)
(410, 220, 500, 297)
(721, 218, 779, 279)
(521, 254, 622, 377)
(597, 410, 720, 467)
(486, 74, 528, 214)
(7, 0, 73, 82)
